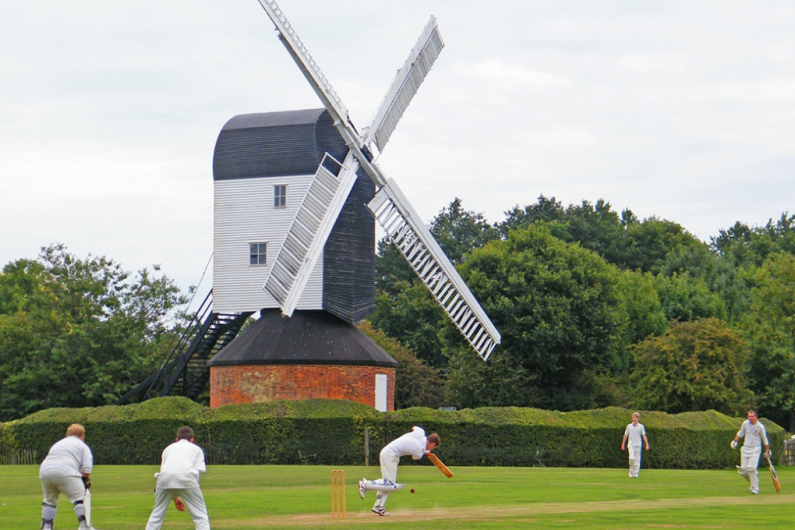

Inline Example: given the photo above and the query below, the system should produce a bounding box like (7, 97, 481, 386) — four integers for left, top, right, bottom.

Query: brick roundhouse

(207, 309, 397, 410)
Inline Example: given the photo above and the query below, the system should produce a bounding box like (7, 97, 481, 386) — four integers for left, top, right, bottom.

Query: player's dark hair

(428, 433, 441, 446)
(748, 410, 758, 417)
(177, 426, 195, 440)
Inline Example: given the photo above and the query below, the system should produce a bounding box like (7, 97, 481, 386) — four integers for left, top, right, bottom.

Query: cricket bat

(764, 453, 782, 492)
(426, 452, 454, 478)
(84, 488, 92, 528)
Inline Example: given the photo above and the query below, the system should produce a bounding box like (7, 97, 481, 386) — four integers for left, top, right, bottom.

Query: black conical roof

(207, 309, 398, 368)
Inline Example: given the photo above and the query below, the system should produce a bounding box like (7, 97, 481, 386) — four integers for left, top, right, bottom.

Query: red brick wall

(210, 364, 396, 410)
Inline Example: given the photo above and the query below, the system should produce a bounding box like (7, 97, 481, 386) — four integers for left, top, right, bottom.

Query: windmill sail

(257, 0, 500, 360)
(363, 16, 445, 154)
(368, 180, 501, 360)
(264, 152, 360, 316)
(257, 0, 350, 126)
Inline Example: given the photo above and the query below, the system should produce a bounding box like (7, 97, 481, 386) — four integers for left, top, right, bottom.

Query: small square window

(274, 185, 286, 208)
(249, 243, 267, 265)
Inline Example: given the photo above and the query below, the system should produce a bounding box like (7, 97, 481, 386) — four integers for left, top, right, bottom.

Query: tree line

(369, 196, 795, 431)
(0, 244, 187, 421)
(1, 197, 794, 429)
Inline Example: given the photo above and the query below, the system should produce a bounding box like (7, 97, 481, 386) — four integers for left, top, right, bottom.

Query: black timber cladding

(212, 109, 376, 322)
(206, 309, 398, 367)
(323, 173, 376, 323)
(213, 109, 348, 180)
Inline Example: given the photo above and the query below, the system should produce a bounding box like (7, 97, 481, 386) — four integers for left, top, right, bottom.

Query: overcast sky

(2, 0, 794, 306)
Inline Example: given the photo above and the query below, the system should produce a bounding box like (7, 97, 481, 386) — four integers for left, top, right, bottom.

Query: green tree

(652, 272, 727, 322)
(357, 321, 445, 409)
(629, 319, 752, 415)
(742, 252, 795, 430)
(623, 217, 705, 274)
(662, 245, 749, 322)
(616, 270, 667, 349)
(712, 213, 795, 268)
(445, 224, 627, 410)
(501, 196, 705, 275)
(369, 281, 446, 368)
(0, 244, 187, 420)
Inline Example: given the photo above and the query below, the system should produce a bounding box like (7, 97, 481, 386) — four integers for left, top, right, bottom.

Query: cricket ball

(410, 488, 415, 493)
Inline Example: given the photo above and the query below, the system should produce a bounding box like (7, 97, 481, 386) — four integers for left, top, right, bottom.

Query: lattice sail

(257, 0, 350, 124)
(368, 181, 501, 360)
(364, 16, 445, 153)
(264, 152, 359, 315)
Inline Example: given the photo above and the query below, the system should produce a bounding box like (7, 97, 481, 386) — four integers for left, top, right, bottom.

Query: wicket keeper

(732, 410, 770, 494)
(621, 412, 649, 478)
(358, 426, 440, 516)
(145, 426, 211, 530)
(38, 423, 95, 530)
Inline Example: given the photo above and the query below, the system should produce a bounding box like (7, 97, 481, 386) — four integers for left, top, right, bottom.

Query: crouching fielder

(358, 426, 440, 516)
(39, 424, 95, 530)
(621, 412, 649, 478)
(732, 410, 770, 495)
(146, 426, 210, 530)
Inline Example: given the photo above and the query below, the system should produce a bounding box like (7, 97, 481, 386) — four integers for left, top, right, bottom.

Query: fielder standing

(732, 410, 770, 495)
(145, 426, 211, 530)
(358, 426, 440, 516)
(621, 412, 649, 478)
(38, 423, 95, 530)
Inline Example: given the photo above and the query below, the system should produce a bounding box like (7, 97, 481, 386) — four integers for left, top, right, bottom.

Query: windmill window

(274, 185, 287, 208)
(249, 243, 267, 265)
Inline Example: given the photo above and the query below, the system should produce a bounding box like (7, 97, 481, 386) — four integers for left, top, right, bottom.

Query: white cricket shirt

(624, 423, 646, 448)
(39, 435, 93, 478)
(737, 420, 769, 449)
(383, 426, 427, 460)
(154, 439, 207, 489)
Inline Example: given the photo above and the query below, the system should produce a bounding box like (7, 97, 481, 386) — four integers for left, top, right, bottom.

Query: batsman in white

(359, 426, 440, 516)
(145, 426, 211, 530)
(620, 412, 650, 478)
(731, 409, 770, 494)
(38, 423, 96, 530)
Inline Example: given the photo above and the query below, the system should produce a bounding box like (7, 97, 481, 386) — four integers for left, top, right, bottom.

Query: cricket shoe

(359, 480, 367, 499)
(372, 507, 390, 516)
(751, 489, 759, 494)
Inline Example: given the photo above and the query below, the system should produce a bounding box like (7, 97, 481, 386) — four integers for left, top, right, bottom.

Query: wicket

(331, 469, 346, 519)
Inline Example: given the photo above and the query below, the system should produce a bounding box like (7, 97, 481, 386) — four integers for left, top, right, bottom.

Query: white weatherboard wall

(214, 175, 323, 314)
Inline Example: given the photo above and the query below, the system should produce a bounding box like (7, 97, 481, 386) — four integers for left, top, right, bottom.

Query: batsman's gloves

(82, 477, 91, 489)
(730, 440, 737, 450)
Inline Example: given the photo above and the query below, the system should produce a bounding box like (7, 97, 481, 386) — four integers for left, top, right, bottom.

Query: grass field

(2, 464, 795, 529)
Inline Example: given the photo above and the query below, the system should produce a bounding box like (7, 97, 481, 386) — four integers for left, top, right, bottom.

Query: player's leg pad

(367, 479, 406, 492)
(73, 498, 87, 525)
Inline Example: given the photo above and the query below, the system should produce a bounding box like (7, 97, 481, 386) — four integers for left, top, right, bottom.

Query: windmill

(116, 1, 501, 408)
(256, 0, 501, 360)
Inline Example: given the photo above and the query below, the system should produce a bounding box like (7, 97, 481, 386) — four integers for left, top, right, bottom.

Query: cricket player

(145, 426, 211, 530)
(732, 410, 770, 494)
(38, 423, 95, 530)
(621, 412, 649, 478)
(358, 426, 440, 516)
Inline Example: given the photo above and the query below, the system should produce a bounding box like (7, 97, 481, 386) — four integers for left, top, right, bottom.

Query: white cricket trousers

(628, 446, 642, 477)
(145, 486, 210, 530)
(737, 446, 761, 492)
(373, 449, 400, 508)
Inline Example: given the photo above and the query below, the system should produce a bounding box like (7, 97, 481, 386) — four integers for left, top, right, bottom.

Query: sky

(2, 0, 794, 308)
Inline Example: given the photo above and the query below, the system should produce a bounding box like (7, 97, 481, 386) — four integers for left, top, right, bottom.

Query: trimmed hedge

(0, 398, 786, 469)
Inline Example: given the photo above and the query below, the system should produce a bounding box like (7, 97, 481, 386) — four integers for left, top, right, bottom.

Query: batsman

(732, 409, 770, 495)
(358, 426, 440, 516)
